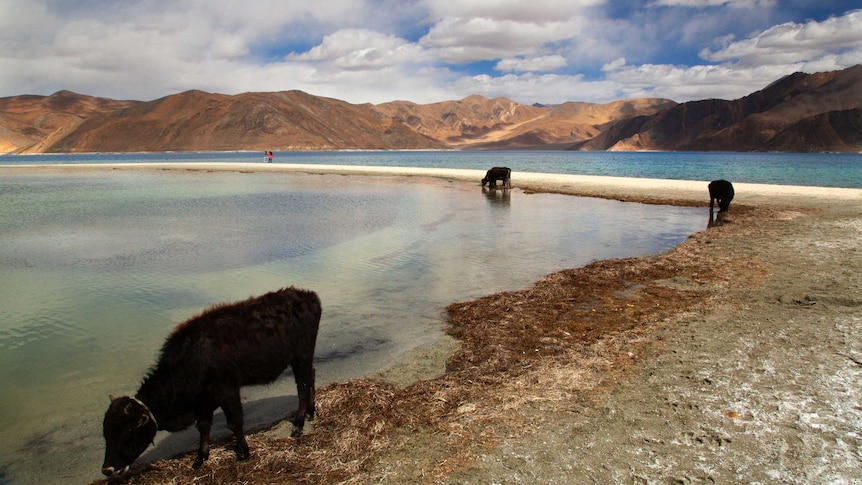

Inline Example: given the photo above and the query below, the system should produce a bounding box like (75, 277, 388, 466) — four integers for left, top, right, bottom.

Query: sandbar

(5, 162, 861, 208)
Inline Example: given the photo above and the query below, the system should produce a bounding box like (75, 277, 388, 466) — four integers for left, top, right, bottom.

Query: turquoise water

(0, 168, 705, 484)
(2, 150, 862, 188)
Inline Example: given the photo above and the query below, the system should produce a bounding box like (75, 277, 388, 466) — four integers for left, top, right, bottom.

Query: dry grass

(98, 204, 773, 485)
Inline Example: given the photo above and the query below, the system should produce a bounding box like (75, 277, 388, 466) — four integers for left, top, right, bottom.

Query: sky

(1, 0, 861, 106)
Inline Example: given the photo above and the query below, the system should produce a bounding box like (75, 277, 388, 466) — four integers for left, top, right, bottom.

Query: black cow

(101, 287, 321, 477)
(708, 179, 735, 212)
(482, 167, 511, 188)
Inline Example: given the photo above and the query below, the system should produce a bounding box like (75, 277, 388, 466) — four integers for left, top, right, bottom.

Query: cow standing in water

(708, 179, 735, 212)
(102, 287, 321, 477)
(482, 167, 511, 188)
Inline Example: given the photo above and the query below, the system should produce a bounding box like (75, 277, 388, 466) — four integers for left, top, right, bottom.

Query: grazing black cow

(708, 179, 735, 212)
(101, 287, 321, 477)
(482, 167, 511, 188)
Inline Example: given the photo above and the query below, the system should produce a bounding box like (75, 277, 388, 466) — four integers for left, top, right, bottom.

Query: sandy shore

(10, 163, 859, 484)
(8, 161, 861, 206)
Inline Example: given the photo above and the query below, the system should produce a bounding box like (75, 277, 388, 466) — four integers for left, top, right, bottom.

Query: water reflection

(0, 170, 704, 484)
(482, 186, 511, 205)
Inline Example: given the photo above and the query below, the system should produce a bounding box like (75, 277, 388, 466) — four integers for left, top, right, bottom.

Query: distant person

(267, 151, 273, 163)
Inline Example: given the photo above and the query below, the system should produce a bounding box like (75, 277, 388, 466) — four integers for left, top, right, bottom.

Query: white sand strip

(4, 162, 861, 207)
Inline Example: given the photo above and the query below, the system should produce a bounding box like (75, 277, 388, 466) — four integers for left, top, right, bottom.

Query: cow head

(102, 396, 157, 477)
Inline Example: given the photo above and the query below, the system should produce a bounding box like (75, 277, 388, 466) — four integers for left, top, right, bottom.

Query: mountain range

(2, 65, 860, 154)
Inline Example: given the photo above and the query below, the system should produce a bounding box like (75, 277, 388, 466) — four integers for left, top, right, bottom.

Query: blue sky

(1, 1, 860, 105)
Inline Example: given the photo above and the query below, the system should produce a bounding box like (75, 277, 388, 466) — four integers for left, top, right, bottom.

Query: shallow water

(0, 170, 704, 484)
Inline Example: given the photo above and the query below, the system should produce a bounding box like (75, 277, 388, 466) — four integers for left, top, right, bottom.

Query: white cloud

(418, 0, 601, 64)
(0, 0, 58, 48)
(602, 57, 627, 72)
(702, 9, 862, 65)
(424, 0, 603, 23)
(261, 62, 458, 104)
(0, 0, 860, 107)
(604, 63, 799, 101)
(210, 36, 251, 61)
(420, 17, 582, 63)
(496, 55, 567, 72)
(288, 29, 429, 70)
(649, 0, 776, 7)
(451, 72, 624, 105)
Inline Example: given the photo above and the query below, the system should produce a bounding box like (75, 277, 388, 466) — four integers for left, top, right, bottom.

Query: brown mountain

(45, 90, 445, 153)
(370, 96, 677, 149)
(370, 95, 549, 147)
(765, 108, 862, 152)
(1, 65, 860, 154)
(583, 65, 862, 152)
(0, 90, 136, 153)
(463, 98, 678, 149)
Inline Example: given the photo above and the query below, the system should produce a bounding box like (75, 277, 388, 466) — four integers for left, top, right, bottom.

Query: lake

(0, 163, 709, 484)
(3, 149, 862, 188)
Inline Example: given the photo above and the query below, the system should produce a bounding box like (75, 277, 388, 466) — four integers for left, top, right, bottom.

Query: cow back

(160, 287, 321, 387)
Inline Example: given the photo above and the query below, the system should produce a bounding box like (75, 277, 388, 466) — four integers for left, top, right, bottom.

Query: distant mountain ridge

(580, 66, 862, 152)
(1, 65, 860, 154)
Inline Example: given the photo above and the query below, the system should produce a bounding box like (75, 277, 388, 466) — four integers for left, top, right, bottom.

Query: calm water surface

(1, 168, 702, 483)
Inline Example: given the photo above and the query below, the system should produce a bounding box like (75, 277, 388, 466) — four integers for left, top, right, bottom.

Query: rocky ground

(447, 202, 862, 484)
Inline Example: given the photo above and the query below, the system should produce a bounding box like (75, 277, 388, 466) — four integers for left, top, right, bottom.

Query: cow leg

(309, 367, 316, 420)
(221, 391, 250, 461)
(193, 409, 215, 469)
(291, 358, 316, 437)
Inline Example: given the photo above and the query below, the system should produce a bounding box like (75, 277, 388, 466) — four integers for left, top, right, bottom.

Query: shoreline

(5, 162, 862, 208)
(9, 164, 859, 483)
